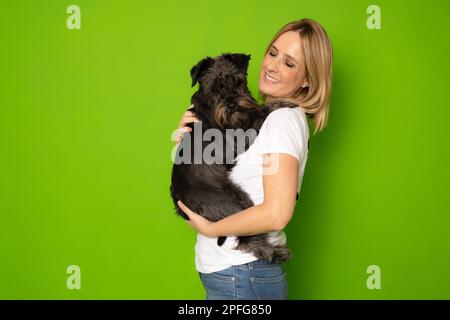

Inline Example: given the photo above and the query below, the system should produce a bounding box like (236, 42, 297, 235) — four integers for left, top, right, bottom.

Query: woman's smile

(264, 72, 282, 84)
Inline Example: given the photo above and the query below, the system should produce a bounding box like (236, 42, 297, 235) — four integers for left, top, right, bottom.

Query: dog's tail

(236, 235, 292, 263)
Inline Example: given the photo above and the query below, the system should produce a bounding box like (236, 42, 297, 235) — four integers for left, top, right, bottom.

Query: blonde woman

(174, 19, 333, 300)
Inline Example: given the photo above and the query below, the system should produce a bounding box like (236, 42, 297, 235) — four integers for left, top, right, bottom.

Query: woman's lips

(264, 72, 281, 84)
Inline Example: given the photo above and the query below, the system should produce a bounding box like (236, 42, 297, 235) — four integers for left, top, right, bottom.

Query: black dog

(170, 53, 298, 263)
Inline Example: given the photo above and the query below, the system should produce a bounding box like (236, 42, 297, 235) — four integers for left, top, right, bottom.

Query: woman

(174, 18, 333, 300)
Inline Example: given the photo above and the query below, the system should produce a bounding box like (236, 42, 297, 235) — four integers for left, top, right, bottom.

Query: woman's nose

(267, 58, 280, 73)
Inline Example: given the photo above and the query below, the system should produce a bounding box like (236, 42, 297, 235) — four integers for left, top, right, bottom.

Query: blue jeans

(198, 259, 288, 300)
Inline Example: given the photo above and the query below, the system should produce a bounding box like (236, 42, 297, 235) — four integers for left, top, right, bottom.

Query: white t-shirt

(195, 106, 310, 273)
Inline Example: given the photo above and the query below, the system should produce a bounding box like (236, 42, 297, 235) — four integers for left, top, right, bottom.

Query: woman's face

(258, 31, 309, 98)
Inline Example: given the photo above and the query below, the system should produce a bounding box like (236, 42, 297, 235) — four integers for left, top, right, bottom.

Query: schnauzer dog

(170, 53, 298, 263)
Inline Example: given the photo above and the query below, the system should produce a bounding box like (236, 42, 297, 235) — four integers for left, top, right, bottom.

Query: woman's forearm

(210, 203, 280, 237)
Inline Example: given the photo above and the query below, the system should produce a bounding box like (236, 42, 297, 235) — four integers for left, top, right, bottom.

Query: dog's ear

(190, 57, 214, 87)
(223, 53, 251, 73)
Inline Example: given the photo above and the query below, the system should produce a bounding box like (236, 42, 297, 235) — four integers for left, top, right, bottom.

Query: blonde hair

(261, 19, 333, 135)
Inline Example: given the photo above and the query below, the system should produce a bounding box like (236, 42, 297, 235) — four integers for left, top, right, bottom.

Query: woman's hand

(177, 200, 217, 237)
(173, 104, 200, 144)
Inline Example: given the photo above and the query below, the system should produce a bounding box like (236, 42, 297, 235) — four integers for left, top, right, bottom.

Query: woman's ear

(302, 79, 309, 88)
(190, 57, 214, 87)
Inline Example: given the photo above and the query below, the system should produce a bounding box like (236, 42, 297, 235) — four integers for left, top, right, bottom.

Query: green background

(1, 0, 449, 299)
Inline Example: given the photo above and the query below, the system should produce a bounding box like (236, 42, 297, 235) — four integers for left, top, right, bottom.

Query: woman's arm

(179, 153, 299, 237)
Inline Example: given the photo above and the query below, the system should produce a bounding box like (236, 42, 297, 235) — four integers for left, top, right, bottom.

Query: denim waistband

(237, 259, 281, 270)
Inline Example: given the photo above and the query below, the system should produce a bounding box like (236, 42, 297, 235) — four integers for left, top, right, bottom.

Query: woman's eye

(269, 51, 276, 57)
(286, 62, 294, 68)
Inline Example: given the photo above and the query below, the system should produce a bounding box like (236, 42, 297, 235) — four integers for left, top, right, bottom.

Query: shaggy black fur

(170, 53, 299, 263)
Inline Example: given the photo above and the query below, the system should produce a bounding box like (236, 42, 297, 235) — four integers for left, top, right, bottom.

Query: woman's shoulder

(256, 106, 310, 160)
(262, 106, 308, 132)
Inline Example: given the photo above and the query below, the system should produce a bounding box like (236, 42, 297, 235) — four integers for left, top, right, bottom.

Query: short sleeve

(256, 108, 305, 161)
